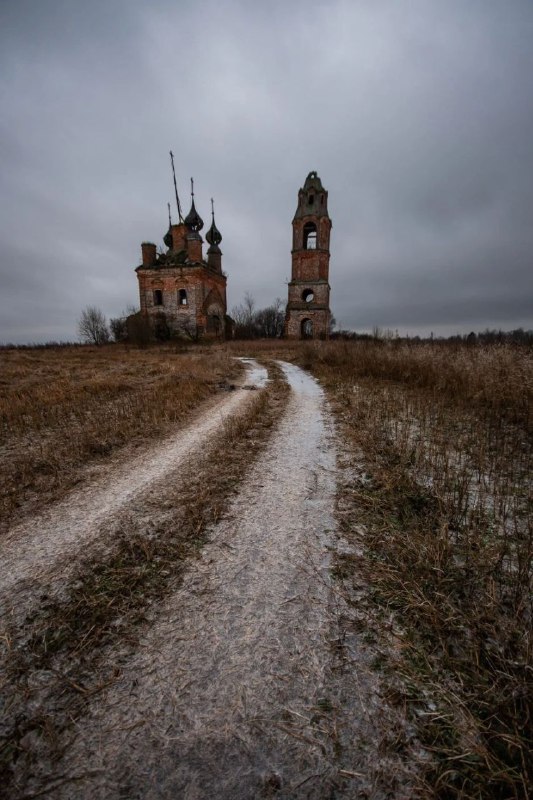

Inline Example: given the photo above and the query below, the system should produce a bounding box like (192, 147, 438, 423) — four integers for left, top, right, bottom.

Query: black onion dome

(206, 217, 222, 247)
(184, 199, 204, 232)
(163, 227, 173, 248)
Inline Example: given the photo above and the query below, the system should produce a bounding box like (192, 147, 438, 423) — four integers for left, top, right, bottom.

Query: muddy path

(1, 361, 413, 799)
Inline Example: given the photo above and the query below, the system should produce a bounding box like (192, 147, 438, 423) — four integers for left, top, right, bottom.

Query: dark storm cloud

(1, 0, 532, 342)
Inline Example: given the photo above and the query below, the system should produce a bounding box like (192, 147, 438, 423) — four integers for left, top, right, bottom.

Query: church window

(302, 289, 314, 303)
(303, 221, 317, 250)
(309, 194, 314, 206)
(178, 289, 188, 305)
(153, 289, 163, 306)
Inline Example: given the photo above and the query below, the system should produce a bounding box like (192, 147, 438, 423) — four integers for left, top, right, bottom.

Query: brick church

(135, 178, 228, 339)
(134, 166, 332, 341)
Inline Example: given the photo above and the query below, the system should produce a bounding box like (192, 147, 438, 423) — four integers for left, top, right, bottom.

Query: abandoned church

(135, 166, 331, 340)
(135, 169, 228, 339)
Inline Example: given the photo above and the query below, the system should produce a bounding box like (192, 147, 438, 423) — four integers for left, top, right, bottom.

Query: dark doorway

(301, 318, 313, 339)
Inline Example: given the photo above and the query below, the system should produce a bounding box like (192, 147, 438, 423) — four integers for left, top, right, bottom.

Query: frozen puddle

(237, 356, 270, 388)
(54, 361, 345, 799)
(0, 360, 267, 622)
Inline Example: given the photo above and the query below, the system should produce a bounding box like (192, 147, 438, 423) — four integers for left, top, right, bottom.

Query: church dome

(184, 199, 204, 232)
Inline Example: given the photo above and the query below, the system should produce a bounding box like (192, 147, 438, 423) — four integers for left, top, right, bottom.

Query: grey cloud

(1, 0, 532, 342)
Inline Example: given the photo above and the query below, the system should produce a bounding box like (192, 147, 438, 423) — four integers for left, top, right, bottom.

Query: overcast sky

(1, 0, 532, 342)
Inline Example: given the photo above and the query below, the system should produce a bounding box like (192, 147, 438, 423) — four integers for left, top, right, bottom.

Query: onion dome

(206, 198, 222, 248)
(184, 177, 204, 232)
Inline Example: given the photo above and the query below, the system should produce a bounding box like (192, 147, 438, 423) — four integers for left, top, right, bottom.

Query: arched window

(301, 319, 313, 339)
(153, 289, 163, 306)
(303, 221, 317, 250)
(302, 289, 314, 303)
(178, 289, 188, 305)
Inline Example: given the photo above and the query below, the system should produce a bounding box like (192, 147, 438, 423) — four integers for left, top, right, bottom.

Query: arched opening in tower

(178, 288, 188, 305)
(301, 318, 313, 339)
(303, 222, 317, 250)
(302, 289, 314, 303)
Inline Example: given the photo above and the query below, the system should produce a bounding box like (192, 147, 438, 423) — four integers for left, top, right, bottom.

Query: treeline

(80, 296, 287, 345)
(230, 294, 285, 339)
(2, 305, 531, 348)
(332, 326, 533, 346)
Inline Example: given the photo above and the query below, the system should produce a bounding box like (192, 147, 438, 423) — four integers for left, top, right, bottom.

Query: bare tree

(78, 306, 110, 345)
(231, 291, 257, 339)
(255, 298, 285, 338)
(110, 306, 138, 343)
(232, 294, 287, 339)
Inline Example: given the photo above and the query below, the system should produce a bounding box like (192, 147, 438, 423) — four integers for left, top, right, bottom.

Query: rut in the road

(49, 361, 390, 800)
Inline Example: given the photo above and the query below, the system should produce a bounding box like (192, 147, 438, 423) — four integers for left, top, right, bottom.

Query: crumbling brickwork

(285, 172, 332, 339)
(135, 198, 228, 339)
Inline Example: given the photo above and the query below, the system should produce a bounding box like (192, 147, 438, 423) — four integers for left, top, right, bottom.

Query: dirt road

(1, 360, 411, 799)
(0, 360, 268, 629)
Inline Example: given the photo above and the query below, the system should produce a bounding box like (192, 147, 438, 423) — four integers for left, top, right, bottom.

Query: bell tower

(285, 171, 332, 339)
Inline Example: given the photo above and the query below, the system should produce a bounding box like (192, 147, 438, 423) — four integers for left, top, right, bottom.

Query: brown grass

(299, 339, 532, 799)
(300, 339, 533, 431)
(0, 343, 241, 529)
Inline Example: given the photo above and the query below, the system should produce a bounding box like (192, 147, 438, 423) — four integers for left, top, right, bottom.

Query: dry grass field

(0, 338, 531, 798)
(296, 340, 532, 799)
(0, 344, 241, 529)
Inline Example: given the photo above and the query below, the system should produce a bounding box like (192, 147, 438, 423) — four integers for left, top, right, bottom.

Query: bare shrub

(78, 306, 110, 346)
(109, 315, 128, 342)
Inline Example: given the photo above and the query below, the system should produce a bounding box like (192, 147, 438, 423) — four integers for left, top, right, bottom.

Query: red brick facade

(135, 203, 228, 339)
(285, 172, 332, 339)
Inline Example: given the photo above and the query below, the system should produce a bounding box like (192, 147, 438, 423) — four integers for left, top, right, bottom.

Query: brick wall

(285, 309, 330, 339)
(136, 266, 227, 337)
